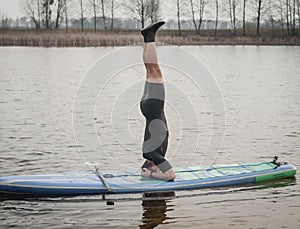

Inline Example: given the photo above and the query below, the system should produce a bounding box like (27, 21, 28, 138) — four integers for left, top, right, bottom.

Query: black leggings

(140, 82, 172, 173)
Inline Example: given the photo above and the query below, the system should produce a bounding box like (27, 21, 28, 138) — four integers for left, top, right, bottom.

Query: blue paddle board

(0, 162, 296, 196)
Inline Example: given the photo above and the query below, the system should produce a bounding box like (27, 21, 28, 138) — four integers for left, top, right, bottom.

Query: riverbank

(0, 29, 299, 46)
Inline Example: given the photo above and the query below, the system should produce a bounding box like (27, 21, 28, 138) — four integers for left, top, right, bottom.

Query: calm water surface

(0, 46, 299, 228)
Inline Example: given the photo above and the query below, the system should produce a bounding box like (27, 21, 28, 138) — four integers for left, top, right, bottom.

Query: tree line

(175, 0, 299, 36)
(18, 0, 160, 32)
(1, 0, 300, 36)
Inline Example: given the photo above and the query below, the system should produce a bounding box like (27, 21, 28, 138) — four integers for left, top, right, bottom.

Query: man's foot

(141, 21, 165, 42)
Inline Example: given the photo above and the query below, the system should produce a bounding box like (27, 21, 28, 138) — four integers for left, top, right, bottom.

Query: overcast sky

(0, 0, 176, 19)
(1, 0, 22, 18)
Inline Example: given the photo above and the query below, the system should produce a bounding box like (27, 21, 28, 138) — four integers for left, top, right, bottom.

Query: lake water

(0, 46, 299, 228)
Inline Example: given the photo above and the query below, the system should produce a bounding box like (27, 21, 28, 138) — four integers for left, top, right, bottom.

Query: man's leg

(141, 21, 165, 81)
(143, 42, 163, 81)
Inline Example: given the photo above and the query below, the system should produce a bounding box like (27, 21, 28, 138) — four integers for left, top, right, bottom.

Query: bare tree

(256, 0, 262, 36)
(110, 0, 114, 30)
(285, 0, 291, 35)
(292, 0, 296, 35)
(188, 0, 206, 34)
(274, 0, 285, 35)
(63, 0, 69, 31)
(228, 0, 233, 29)
(55, 0, 64, 28)
(228, 0, 237, 33)
(198, 0, 205, 34)
(22, 0, 42, 29)
(100, 0, 107, 31)
(232, 0, 237, 32)
(148, 0, 160, 23)
(284, 0, 297, 35)
(41, 0, 55, 29)
(243, 0, 247, 35)
(37, 0, 42, 28)
(89, 0, 97, 32)
(177, 0, 182, 35)
(279, 0, 285, 34)
(250, 0, 270, 37)
(190, 0, 197, 32)
(24, 0, 67, 30)
(297, 0, 300, 30)
(68, 0, 85, 32)
(0, 14, 9, 29)
(108, 0, 122, 30)
(126, 0, 149, 28)
(80, 0, 85, 31)
(19, 16, 29, 28)
(215, 0, 219, 36)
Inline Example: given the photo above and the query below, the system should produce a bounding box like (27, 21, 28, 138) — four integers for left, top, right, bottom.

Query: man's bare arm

(141, 168, 176, 181)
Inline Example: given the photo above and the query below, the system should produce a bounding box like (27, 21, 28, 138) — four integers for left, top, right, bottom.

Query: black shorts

(140, 82, 172, 173)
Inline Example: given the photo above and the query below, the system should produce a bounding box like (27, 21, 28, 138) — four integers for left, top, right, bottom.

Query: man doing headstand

(140, 21, 176, 181)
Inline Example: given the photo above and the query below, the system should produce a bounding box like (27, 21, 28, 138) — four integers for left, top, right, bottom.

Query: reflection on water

(140, 192, 176, 229)
(255, 177, 297, 190)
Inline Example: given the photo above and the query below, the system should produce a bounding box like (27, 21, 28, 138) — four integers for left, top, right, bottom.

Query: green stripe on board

(255, 169, 296, 183)
(178, 173, 200, 180)
(248, 162, 277, 171)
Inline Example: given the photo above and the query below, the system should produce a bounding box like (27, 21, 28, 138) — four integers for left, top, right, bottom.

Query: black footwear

(141, 21, 165, 42)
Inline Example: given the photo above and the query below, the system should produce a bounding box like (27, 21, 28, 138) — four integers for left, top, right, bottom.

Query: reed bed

(0, 30, 141, 47)
(0, 29, 299, 47)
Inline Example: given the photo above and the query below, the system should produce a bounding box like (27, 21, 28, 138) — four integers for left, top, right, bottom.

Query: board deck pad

(0, 162, 296, 196)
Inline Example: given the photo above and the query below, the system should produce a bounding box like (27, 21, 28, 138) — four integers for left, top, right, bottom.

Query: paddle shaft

(95, 167, 113, 194)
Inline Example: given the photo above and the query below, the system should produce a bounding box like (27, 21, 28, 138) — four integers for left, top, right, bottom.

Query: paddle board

(0, 161, 296, 197)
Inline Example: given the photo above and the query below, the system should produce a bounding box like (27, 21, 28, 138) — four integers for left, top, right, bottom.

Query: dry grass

(0, 29, 299, 47)
(159, 35, 300, 46)
(0, 29, 141, 47)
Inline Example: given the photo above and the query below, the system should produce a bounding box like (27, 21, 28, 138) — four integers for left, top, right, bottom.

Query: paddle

(94, 165, 114, 205)
(84, 162, 114, 205)
(94, 166, 113, 194)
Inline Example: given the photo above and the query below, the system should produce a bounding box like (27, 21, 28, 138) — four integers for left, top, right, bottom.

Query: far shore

(0, 29, 299, 47)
